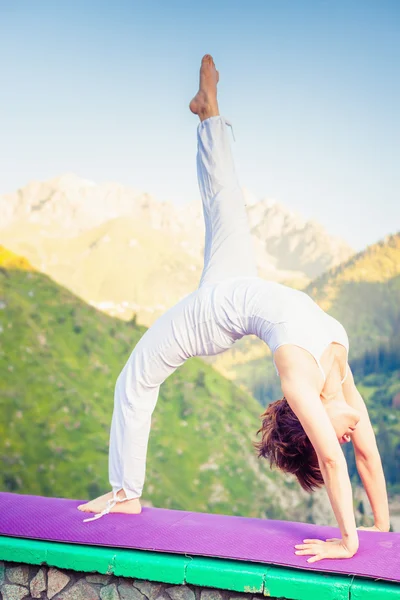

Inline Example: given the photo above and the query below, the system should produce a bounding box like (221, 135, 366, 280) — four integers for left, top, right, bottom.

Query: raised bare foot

(77, 489, 142, 516)
(189, 54, 220, 121)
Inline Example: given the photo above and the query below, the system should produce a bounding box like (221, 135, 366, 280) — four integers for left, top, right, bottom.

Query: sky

(0, 0, 399, 251)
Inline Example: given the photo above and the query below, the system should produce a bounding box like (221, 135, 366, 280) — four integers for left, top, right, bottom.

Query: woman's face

(324, 398, 361, 444)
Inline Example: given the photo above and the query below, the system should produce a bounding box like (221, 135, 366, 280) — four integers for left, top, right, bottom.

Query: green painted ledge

(0, 536, 400, 600)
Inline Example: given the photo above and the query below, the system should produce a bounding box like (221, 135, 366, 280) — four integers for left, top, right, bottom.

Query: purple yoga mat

(0, 492, 399, 583)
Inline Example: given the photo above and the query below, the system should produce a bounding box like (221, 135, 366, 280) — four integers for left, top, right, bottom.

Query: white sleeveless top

(200, 276, 349, 384)
(136, 275, 349, 387)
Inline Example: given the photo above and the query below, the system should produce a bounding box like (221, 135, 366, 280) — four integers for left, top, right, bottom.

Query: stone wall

(0, 561, 277, 600)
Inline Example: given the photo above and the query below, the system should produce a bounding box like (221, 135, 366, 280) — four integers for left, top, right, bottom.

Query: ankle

(198, 105, 220, 122)
(115, 488, 127, 500)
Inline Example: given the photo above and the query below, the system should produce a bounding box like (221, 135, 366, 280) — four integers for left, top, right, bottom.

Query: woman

(78, 55, 390, 561)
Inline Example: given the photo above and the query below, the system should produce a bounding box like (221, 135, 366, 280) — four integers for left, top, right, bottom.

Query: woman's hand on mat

(294, 537, 358, 562)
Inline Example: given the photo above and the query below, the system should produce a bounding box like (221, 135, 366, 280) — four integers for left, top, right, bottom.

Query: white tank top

(176, 275, 349, 383)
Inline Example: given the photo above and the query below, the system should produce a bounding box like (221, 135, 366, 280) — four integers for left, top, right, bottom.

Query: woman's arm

(276, 349, 359, 560)
(355, 455, 390, 531)
(342, 366, 391, 531)
(281, 376, 359, 555)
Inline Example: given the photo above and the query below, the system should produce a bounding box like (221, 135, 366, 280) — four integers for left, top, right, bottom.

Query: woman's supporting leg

(108, 356, 161, 503)
(190, 55, 257, 288)
(78, 300, 191, 520)
(107, 312, 186, 500)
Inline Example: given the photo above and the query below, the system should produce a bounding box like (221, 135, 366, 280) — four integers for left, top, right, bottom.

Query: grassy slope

(0, 246, 310, 519)
(304, 232, 400, 356)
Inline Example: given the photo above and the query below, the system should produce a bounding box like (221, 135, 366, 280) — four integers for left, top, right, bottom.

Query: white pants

(106, 116, 256, 507)
(196, 116, 257, 286)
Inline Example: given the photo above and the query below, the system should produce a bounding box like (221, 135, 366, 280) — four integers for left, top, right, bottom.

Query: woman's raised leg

(190, 55, 257, 288)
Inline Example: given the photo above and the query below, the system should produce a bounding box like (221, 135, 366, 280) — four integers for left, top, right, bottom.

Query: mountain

(0, 173, 176, 235)
(0, 174, 355, 326)
(246, 195, 354, 280)
(0, 245, 337, 523)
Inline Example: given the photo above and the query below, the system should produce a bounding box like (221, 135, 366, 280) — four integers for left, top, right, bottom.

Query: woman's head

(253, 396, 324, 493)
(253, 394, 361, 492)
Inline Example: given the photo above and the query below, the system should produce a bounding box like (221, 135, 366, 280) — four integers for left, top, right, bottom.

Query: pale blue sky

(0, 0, 399, 251)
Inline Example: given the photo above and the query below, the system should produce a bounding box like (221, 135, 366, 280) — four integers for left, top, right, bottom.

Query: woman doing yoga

(78, 55, 390, 561)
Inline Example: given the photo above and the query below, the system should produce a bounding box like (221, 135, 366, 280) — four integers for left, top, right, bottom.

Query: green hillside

(0, 246, 311, 520)
(343, 335, 400, 493)
(305, 231, 400, 357)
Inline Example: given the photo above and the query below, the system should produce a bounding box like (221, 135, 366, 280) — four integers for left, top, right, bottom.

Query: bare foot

(77, 489, 142, 515)
(189, 54, 220, 121)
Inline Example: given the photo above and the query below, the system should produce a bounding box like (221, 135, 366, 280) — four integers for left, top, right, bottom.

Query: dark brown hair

(253, 396, 324, 493)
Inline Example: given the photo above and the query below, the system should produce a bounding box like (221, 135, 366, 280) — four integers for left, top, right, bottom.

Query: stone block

(1, 583, 30, 600)
(132, 580, 166, 600)
(6, 565, 29, 586)
(200, 590, 224, 600)
(101, 583, 120, 600)
(166, 585, 196, 600)
(118, 581, 147, 600)
(57, 579, 100, 599)
(30, 567, 47, 598)
(48, 567, 70, 599)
